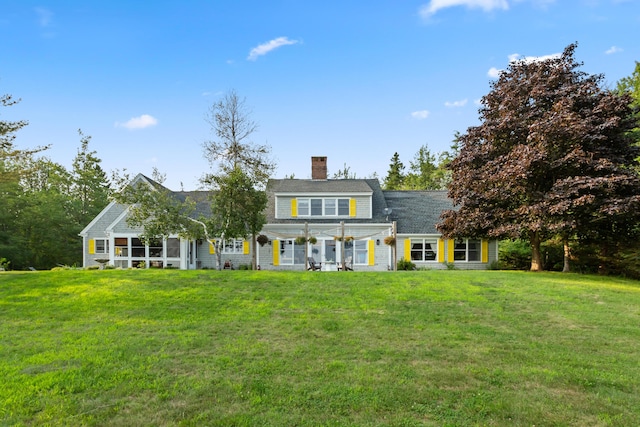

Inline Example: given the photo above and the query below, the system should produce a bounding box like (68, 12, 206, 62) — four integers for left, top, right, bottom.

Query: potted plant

(256, 234, 269, 247)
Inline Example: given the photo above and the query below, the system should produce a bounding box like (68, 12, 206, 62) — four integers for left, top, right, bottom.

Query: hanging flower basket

(308, 236, 317, 245)
(344, 236, 354, 242)
(295, 236, 307, 245)
(257, 234, 269, 247)
(384, 236, 396, 246)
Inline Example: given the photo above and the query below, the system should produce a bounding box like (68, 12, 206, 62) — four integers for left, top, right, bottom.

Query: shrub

(498, 239, 531, 270)
(397, 258, 416, 271)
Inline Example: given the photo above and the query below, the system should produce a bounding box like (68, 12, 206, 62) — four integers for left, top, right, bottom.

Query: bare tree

(202, 90, 275, 187)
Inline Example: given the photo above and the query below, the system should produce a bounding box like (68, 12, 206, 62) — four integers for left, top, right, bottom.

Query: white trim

(274, 192, 372, 197)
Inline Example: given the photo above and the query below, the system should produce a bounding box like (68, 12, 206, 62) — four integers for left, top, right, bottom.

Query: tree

(331, 163, 357, 179)
(404, 144, 440, 190)
(437, 43, 640, 272)
(383, 152, 405, 189)
(70, 130, 110, 226)
(203, 89, 275, 186)
(207, 167, 268, 269)
(202, 90, 275, 268)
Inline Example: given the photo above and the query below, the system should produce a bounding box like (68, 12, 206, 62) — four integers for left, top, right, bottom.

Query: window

(115, 237, 128, 257)
(167, 238, 180, 258)
(454, 239, 481, 261)
(343, 240, 369, 265)
(310, 199, 323, 216)
(298, 199, 309, 216)
(296, 198, 351, 217)
(131, 238, 145, 257)
(279, 240, 305, 265)
(338, 199, 350, 216)
(95, 239, 109, 254)
(222, 239, 245, 254)
(410, 239, 437, 261)
(149, 239, 163, 258)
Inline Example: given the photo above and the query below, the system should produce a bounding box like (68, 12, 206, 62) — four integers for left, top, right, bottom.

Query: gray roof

(383, 190, 454, 234)
(135, 174, 456, 235)
(269, 179, 375, 193)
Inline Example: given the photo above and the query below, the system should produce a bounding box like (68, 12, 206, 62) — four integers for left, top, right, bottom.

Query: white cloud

(487, 67, 503, 78)
(411, 110, 431, 120)
(605, 46, 622, 55)
(34, 7, 53, 27)
(445, 99, 468, 108)
(247, 37, 300, 61)
(508, 52, 561, 64)
(419, 0, 509, 18)
(116, 114, 158, 130)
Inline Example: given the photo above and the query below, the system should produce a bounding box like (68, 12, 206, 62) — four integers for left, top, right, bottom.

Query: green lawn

(1, 270, 639, 426)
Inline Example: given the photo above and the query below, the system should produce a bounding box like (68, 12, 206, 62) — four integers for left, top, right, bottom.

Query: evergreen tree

(383, 152, 405, 189)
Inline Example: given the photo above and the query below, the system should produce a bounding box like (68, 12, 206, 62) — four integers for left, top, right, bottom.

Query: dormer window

(296, 197, 352, 217)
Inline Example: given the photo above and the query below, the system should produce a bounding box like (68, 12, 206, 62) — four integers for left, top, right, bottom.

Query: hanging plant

(295, 236, 307, 245)
(334, 236, 342, 242)
(308, 236, 317, 245)
(256, 234, 269, 247)
(384, 236, 396, 246)
(344, 236, 354, 242)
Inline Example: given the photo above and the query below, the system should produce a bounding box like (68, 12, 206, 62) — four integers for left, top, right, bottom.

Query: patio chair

(338, 256, 353, 271)
(307, 257, 322, 271)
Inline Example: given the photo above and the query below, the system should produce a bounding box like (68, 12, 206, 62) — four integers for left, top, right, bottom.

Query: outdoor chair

(338, 256, 353, 271)
(307, 257, 322, 271)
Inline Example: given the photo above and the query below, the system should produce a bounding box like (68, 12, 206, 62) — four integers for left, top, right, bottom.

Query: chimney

(311, 156, 327, 180)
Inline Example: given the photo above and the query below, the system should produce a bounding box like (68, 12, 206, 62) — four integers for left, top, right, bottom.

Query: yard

(1, 270, 639, 426)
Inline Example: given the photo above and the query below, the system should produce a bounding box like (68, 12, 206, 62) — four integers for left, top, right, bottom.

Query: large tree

(203, 89, 275, 186)
(437, 43, 640, 271)
(202, 90, 275, 268)
(70, 130, 110, 226)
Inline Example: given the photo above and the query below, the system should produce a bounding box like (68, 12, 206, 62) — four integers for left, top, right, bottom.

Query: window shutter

(88, 239, 95, 255)
(243, 241, 250, 254)
(404, 239, 411, 260)
(481, 240, 489, 263)
(272, 240, 280, 266)
(437, 239, 445, 263)
(368, 240, 375, 266)
(291, 199, 298, 217)
(349, 198, 356, 217)
(447, 239, 455, 263)
(209, 242, 215, 254)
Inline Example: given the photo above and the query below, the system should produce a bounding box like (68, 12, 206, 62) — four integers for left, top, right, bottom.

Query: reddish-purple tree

(437, 44, 640, 271)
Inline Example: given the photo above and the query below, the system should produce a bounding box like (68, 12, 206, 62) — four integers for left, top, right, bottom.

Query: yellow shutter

(291, 199, 298, 217)
(349, 198, 356, 217)
(209, 241, 215, 254)
(481, 240, 489, 263)
(437, 239, 445, 263)
(447, 239, 455, 263)
(243, 240, 250, 255)
(404, 239, 411, 260)
(273, 239, 280, 266)
(88, 239, 95, 255)
(368, 240, 375, 266)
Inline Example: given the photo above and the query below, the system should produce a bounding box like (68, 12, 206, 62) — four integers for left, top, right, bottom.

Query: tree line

(1, 43, 639, 274)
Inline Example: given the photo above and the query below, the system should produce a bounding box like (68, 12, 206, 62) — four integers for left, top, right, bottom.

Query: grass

(1, 270, 639, 426)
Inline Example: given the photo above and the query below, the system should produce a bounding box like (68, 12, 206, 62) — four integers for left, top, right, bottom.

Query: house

(80, 157, 497, 270)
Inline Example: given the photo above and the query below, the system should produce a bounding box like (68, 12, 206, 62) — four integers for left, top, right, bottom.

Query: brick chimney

(311, 156, 327, 180)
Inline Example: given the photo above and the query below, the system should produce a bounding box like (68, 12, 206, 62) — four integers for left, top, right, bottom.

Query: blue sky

(2, 0, 638, 189)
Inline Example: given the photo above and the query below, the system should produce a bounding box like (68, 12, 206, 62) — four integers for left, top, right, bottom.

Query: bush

(498, 239, 531, 270)
(397, 258, 416, 271)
